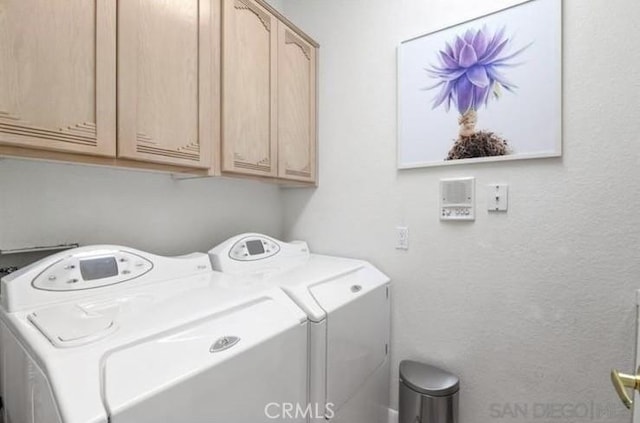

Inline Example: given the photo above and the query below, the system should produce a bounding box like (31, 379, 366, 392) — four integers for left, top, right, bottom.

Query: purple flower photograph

(426, 25, 531, 160)
(398, 0, 561, 168)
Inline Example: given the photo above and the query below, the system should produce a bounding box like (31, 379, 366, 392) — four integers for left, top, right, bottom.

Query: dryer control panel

(209, 233, 310, 274)
(32, 250, 153, 291)
(229, 236, 280, 261)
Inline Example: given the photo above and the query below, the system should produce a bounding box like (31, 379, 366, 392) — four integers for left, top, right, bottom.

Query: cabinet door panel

(0, 0, 116, 156)
(118, 0, 212, 169)
(277, 23, 316, 183)
(222, 0, 277, 177)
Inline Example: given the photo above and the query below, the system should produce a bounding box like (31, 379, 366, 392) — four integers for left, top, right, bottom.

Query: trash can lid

(399, 360, 459, 397)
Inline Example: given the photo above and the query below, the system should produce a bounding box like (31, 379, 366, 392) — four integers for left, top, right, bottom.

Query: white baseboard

(388, 408, 398, 423)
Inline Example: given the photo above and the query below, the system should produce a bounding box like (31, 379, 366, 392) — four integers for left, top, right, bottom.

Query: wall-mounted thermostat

(440, 177, 475, 221)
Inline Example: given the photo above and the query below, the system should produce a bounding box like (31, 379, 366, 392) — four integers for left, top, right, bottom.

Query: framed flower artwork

(397, 0, 562, 168)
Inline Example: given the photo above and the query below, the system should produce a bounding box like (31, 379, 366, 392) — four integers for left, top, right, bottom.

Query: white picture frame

(397, 0, 562, 169)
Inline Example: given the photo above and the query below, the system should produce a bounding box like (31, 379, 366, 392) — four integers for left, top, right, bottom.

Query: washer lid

(103, 296, 304, 417)
(399, 361, 460, 397)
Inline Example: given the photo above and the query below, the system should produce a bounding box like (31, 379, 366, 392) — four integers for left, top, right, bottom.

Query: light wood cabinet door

(0, 0, 116, 156)
(277, 22, 317, 183)
(118, 0, 213, 169)
(221, 0, 277, 177)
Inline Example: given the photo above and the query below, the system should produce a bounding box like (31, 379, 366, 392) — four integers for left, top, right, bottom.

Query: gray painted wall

(0, 159, 283, 256)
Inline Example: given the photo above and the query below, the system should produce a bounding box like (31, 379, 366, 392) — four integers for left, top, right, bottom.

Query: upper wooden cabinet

(118, 0, 213, 169)
(0, 0, 116, 156)
(277, 22, 317, 183)
(221, 0, 318, 183)
(221, 0, 278, 177)
(0, 0, 317, 181)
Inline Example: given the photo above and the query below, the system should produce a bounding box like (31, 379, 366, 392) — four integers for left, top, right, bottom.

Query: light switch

(488, 184, 508, 212)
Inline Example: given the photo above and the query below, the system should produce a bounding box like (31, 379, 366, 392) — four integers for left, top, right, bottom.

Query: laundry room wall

(279, 0, 640, 421)
(0, 158, 283, 256)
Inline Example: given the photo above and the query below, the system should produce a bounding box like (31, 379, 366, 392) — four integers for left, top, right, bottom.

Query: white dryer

(209, 233, 391, 423)
(0, 245, 309, 423)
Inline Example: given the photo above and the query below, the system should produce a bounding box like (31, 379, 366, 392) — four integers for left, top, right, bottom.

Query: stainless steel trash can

(399, 361, 459, 423)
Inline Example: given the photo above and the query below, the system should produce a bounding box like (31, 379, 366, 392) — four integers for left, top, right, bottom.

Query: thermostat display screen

(80, 257, 118, 281)
(246, 240, 265, 256)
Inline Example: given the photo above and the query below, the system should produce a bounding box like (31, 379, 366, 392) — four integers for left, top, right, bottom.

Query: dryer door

(310, 265, 390, 413)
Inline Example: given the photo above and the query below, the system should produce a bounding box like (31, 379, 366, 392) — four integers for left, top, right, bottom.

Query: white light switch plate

(488, 184, 508, 212)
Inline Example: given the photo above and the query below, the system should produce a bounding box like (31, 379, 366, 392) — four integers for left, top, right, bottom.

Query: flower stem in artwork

(458, 110, 477, 137)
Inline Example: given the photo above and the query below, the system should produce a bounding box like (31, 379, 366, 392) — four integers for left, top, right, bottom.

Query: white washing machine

(0, 245, 309, 423)
(209, 233, 392, 423)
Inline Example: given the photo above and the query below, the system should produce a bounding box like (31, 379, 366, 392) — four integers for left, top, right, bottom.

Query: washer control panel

(229, 236, 280, 261)
(32, 250, 153, 291)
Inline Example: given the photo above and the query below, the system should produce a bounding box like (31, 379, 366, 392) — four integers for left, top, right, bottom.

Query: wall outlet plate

(396, 226, 409, 250)
(440, 177, 475, 221)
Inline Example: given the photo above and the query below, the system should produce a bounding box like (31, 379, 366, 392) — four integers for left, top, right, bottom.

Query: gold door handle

(611, 368, 640, 409)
